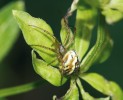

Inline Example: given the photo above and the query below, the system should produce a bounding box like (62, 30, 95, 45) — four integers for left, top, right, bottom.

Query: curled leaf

(60, 18, 74, 49)
(32, 50, 67, 86)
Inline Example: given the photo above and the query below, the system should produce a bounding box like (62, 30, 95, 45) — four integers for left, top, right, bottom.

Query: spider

(29, 18, 80, 76)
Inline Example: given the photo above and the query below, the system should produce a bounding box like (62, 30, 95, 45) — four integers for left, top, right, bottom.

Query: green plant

(0, 0, 123, 100)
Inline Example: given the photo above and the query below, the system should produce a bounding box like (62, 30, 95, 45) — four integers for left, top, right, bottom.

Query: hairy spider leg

(28, 25, 65, 65)
(30, 44, 55, 52)
(62, 18, 71, 47)
(65, 28, 76, 49)
(28, 24, 79, 85)
(28, 24, 77, 78)
(28, 24, 60, 44)
(61, 18, 76, 50)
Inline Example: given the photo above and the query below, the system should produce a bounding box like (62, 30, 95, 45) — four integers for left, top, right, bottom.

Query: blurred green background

(0, 0, 123, 100)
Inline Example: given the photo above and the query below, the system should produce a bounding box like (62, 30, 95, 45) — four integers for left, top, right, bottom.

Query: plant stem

(0, 80, 44, 98)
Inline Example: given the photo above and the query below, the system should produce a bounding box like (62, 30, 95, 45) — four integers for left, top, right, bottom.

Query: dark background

(0, 0, 123, 100)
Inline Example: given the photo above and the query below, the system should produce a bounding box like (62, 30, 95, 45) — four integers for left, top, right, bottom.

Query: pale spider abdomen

(62, 50, 80, 75)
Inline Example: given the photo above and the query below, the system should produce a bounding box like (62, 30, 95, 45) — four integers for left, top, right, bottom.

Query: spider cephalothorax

(29, 19, 80, 76)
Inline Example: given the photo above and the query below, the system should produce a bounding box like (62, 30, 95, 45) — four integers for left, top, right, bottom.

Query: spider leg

(65, 27, 76, 49)
(28, 25, 60, 44)
(29, 44, 56, 52)
(47, 57, 58, 65)
(65, 37, 74, 49)
(62, 18, 77, 49)
(62, 18, 71, 47)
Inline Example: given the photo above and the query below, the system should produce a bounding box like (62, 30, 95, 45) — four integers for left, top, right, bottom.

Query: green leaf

(13, 10, 58, 66)
(109, 81, 123, 100)
(54, 78, 79, 100)
(107, 3, 123, 12)
(80, 73, 111, 96)
(75, 2, 97, 61)
(80, 73, 123, 100)
(104, 0, 123, 12)
(102, 8, 123, 24)
(32, 50, 67, 86)
(76, 78, 110, 100)
(101, 0, 123, 24)
(80, 16, 112, 72)
(0, 1, 25, 62)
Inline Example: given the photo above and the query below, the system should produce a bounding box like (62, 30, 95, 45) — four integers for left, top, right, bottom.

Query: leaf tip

(12, 10, 18, 16)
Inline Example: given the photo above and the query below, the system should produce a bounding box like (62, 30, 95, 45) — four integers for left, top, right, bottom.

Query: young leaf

(102, 9, 123, 24)
(13, 10, 58, 66)
(101, 0, 123, 24)
(80, 73, 123, 100)
(54, 78, 79, 100)
(60, 0, 79, 49)
(75, 1, 97, 61)
(0, 1, 25, 62)
(32, 50, 67, 86)
(60, 18, 74, 49)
